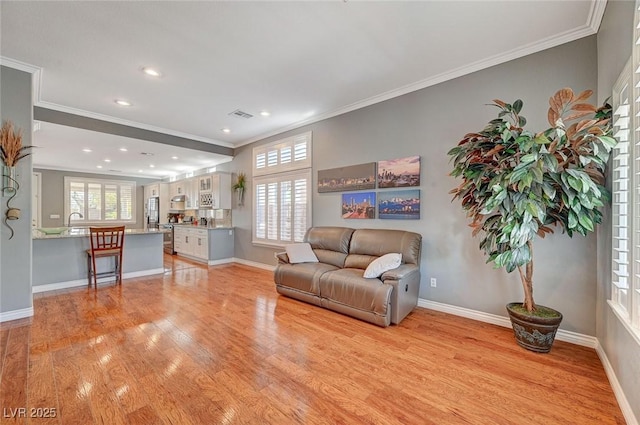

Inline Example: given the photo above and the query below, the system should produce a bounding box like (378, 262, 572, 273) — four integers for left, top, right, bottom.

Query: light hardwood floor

(0, 255, 625, 424)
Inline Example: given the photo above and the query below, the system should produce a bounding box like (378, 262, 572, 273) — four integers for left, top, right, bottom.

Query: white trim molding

(417, 299, 598, 348)
(232, 257, 276, 271)
(0, 306, 34, 323)
(595, 341, 639, 425)
(32, 268, 164, 294)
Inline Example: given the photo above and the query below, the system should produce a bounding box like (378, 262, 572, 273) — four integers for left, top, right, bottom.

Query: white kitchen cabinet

(185, 178, 199, 209)
(144, 183, 159, 200)
(174, 226, 208, 260)
(199, 172, 232, 209)
(169, 181, 185, 198)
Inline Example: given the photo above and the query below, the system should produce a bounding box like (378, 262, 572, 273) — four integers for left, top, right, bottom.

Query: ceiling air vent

(229, 109, 253, 119)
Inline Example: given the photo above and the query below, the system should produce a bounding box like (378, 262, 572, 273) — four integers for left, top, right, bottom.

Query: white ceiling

(0, 1, 604, 178)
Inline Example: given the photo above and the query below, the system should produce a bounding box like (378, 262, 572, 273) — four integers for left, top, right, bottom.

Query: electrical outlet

(228, 230, 233, 236)
(430, 277, 437, 287)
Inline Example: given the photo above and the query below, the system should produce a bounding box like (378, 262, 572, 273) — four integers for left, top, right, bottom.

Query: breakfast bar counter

(32, 228, 168, 292)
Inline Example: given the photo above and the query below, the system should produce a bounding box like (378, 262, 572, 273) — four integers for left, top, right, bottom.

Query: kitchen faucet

(68, 212, 83, 227)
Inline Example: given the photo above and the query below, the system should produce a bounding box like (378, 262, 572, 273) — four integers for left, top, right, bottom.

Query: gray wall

(230, 36, 599, 335)
(0, 66, 33, 316)
(34, 168, 159, 229)
(596, 0, 639, 421)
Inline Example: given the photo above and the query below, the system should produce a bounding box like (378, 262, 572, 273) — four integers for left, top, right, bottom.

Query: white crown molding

(418, 299, 598, 348)
(0, 306, 34, 323)
(236, 21, 601, 148)
(0, 56, 43, 105)
(595, 341, 639, 425)
(588, 0, 608, 33)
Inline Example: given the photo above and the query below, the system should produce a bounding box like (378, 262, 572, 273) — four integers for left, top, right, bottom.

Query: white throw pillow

(285, 243, 319, 264)
(363, 253, 402, 278)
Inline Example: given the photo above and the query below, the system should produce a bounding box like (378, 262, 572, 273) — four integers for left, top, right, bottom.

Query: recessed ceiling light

(260, 111, 271, 117)
(142, 67, 162, 77)
(222, 128, 231, 133)
(149, 164, 155, 168)
(96, 165, 103, 169)
(82, 148, 92, 153)
(119, 148, 128, 152)
(138, 170, 143, 173)
(171, 156, 178, 160)
(104, 159, 111, 163)
(115, 99, 132, 107)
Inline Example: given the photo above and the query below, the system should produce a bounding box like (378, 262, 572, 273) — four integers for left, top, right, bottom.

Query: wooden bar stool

(86, 226, 125, 288)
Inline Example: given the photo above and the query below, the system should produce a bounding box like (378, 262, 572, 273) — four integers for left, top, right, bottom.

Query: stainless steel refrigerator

(147, 196, 160, 229)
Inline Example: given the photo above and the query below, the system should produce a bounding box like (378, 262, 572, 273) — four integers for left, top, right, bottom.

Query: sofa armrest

(381, 264, 419, 282)
(275, 252, 290, 264)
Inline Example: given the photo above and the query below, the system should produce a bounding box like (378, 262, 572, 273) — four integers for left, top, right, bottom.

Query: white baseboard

(207, 258, 234, 266)
(32, 268, 164, 294)
(0, 306, 34, 323)
(595, 341, 639, 425)
(417, 299, 598, 348)
(232, 257, 276, 271)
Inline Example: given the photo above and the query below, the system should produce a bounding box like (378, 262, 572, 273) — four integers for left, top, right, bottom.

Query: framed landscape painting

(318, 162, 376, 193)
(342, 192, 376, 219)
(377, 155, 420, 188)
(378, 189, 420, 220)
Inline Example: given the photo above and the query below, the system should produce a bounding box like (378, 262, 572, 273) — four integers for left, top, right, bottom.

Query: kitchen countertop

(171, 224, 234, 230)
(33, 227, 169, 240)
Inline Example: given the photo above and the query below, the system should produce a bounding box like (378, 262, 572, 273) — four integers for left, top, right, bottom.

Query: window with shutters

(252, 132, 312, 246)
(64, 177, 136, 225)
(609, 2, 640, 342)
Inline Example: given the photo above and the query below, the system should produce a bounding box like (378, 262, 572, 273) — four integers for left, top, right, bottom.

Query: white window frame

(64, 176, 137, 226)
(609, 1, 640, 345)
(252, 132, 312, 247)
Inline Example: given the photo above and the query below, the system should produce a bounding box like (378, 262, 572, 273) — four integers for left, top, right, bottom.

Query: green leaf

(578, 213, 594, 232)
(518, 116, 527, 127)
(513, 99, 523, 114)
(521, 153, 537, 164)
(568, 210, 578, 229)
(597, 135, 617, 149)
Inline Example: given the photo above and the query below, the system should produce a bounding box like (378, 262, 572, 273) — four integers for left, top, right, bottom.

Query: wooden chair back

(89, 226, 125, 253)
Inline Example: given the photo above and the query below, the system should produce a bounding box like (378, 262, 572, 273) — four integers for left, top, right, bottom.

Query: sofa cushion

(285, 243, 319, 264)
(319, 269, 392, 316)
(349, 229, 422, 265)
(274, 262, 338, 296)
(344, 254, 378, 270)
(363, 253, 402, 278)
(304, 227, 354, 267)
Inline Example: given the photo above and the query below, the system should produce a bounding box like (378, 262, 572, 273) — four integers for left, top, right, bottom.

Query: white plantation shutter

(120, 185, 133, 220)
(633, 3, 640, 330)
(252, 132, 312, 246)
(610, 1, 640, 337)
(255, 184, 266, 239)
(64, 177, 136, 225)
(88, 183, 102, 221)
(253, 132, 312, 176)
(612, 61, 632, 318)
(253, 170, 312, 246)
(293, 178, 308, 242)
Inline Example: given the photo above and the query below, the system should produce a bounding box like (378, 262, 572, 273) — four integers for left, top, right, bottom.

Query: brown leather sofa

(274, 227, 422, 327)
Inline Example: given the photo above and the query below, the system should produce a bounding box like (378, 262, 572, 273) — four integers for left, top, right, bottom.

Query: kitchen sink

(37, 227, 69, 235)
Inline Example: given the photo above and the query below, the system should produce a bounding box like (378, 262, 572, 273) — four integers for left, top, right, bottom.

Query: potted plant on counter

(448, 88, 616, 352)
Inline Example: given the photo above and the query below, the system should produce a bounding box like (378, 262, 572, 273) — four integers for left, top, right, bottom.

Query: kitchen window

(64, 177, 136, 225)
(252, 132, 312, 246)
